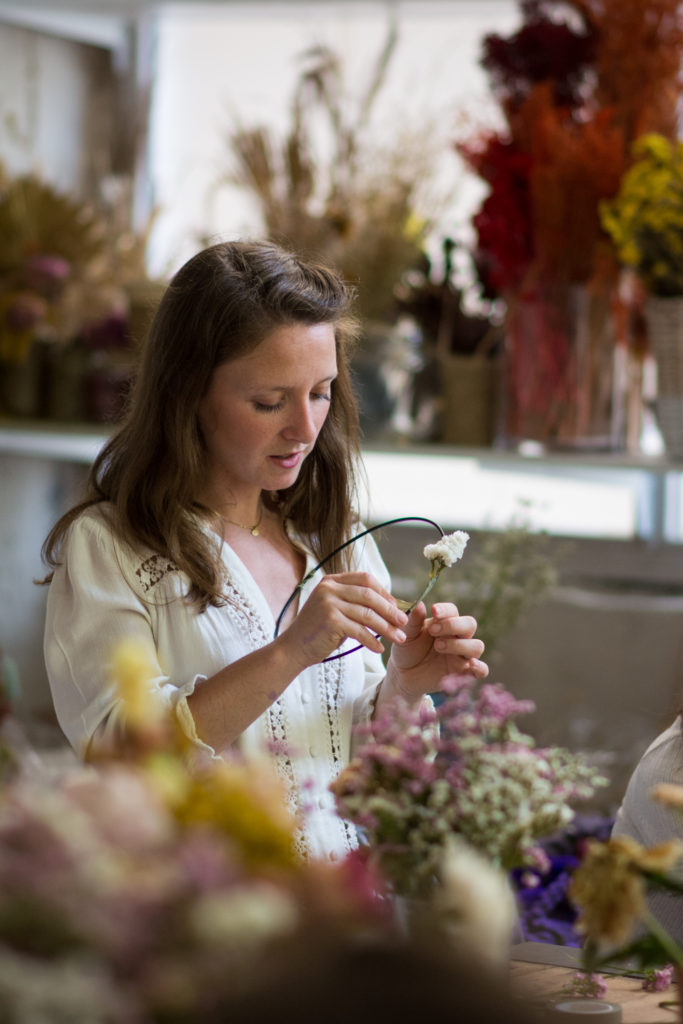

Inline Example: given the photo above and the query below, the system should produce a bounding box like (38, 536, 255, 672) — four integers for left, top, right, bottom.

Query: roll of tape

(546, 999, 622, 1023)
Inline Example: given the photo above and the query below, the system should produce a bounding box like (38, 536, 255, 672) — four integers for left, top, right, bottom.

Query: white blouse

(44, 504, 388, 862)
(612, 716, 683, 944)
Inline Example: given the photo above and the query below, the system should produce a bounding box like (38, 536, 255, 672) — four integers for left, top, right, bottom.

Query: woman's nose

(282, 400, 319, 443)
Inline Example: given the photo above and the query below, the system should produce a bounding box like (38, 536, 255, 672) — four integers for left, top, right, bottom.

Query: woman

(42, 240, 487, 861)
(611, 712, 683, 944)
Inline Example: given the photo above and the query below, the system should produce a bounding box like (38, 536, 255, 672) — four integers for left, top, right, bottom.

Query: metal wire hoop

(273, 515, 445, 663)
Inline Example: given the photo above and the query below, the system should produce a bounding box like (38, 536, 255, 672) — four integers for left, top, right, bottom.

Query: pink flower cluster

(642, 965, 675, 992)
(331, 675, 605, 898)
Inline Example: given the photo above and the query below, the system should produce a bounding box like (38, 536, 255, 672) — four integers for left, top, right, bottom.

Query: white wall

(0, 19, 98, 192)
(146, 0, 519, 277)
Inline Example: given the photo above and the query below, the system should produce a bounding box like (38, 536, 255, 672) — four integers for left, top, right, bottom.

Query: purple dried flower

(82, 312, 128, 350)
(480, 1, 595, 110)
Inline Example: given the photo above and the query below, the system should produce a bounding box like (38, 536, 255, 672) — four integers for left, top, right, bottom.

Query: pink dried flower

(562, 972, 608, 1000)
(331, 674, 606, 899)
(642, 965, 675, 992)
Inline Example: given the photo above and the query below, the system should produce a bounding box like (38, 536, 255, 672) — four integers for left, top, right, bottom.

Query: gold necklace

(225, 504, 263, 537)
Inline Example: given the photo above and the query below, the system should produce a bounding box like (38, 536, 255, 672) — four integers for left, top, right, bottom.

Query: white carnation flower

(423, 530, 469, 567)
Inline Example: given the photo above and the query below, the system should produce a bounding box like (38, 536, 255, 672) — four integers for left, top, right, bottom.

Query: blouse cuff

(353, 678, 385, 727)
(173, 677, 218, 759)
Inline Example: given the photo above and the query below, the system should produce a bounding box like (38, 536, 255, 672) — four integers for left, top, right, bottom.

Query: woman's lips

(269, 451, 304, 469)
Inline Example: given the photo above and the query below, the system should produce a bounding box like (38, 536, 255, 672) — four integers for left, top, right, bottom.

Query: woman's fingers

(290, 571, 410, 662)
(316, 575, 408, 643)
(432, 636, 486, 661)
(468, 658, 489, 678)
(425, 603, 486, 662)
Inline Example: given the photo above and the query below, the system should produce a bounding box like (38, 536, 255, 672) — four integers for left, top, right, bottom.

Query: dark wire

(273, 515, 445, 663)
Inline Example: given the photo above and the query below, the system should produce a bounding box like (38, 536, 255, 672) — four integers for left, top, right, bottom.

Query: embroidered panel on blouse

(318, 653, 358, 856)
(134, 554, 179, 593)
(220, 569, 310, 860)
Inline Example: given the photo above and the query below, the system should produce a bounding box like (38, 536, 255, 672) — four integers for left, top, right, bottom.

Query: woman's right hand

(280, 572, 409, 669)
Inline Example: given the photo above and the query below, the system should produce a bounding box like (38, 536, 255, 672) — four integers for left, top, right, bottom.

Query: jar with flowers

(600, 134, 683, 459)
(459, 0, 683, 451)
(0, 166, 159, 423)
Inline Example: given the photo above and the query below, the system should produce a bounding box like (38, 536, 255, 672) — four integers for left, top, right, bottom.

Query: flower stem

(640, 907, 683, 967)
(405, 562, 443, 614)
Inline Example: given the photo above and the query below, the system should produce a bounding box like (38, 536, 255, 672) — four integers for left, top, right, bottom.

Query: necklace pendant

(251, 526, 260, 536)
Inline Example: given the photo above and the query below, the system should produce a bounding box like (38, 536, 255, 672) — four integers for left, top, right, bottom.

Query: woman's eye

(312, 392, 331, 403)
(254, 400, 284, 413)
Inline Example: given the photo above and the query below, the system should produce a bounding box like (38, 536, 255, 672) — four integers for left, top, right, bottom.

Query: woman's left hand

(382, 601, 488, 705)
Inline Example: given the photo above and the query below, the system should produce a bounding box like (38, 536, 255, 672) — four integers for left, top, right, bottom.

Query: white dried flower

(434, 836, 518, 968)
(190, 883, 299, 948)
(423, 530, 469, 568)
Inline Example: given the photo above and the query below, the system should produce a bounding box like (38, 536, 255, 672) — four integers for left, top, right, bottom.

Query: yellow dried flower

(171, 758, 299, 872)
(651, 782, 683, 810)
(110, 639, 164, 730)
(570, 835, 683, 946)
(600, 133, 683, 296)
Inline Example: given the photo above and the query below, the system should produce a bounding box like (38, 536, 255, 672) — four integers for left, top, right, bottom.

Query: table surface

(511, 943, 679, 1024)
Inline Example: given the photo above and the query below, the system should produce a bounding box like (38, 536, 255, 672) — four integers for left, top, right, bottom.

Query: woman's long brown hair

(41, 240, 363, 610)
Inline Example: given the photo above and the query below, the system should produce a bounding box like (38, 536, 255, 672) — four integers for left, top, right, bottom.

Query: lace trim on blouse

(318, 654, 358, 855)
(221, 575, 309, 860)
(134, 554, 179, 593)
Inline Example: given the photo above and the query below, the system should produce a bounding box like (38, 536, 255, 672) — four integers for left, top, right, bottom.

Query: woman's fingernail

(395, 630, 406, 643)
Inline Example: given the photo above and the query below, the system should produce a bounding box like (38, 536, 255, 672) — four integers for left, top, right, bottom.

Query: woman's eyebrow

(252, 375, 337, 392)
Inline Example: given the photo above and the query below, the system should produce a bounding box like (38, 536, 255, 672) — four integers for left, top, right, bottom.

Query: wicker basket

(645, 296, 683, 459)
(439, 354, 499, 447)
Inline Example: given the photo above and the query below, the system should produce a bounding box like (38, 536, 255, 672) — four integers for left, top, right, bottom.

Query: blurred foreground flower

(570, 835, 682, 946)
(570, 833, 683, 973)
(652, 782, 683, 811)
(432, 836, 518, 968)
(0, 640, 391, 1021)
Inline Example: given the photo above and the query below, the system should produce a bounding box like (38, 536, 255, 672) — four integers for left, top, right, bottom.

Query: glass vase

(504, 283, 624, 451)
(644, 295, 683, 460)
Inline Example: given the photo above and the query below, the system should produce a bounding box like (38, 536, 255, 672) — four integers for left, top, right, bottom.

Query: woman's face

(198, 321, 338, 502)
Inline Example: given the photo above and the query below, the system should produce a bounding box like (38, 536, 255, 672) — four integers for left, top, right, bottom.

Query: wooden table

(511, 943, 679, 1024)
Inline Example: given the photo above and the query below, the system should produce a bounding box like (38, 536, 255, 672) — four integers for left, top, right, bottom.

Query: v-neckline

(217, 527, 318, 631)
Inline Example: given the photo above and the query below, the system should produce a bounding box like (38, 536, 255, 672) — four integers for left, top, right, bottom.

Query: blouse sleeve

(44, 512, 211, 758)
